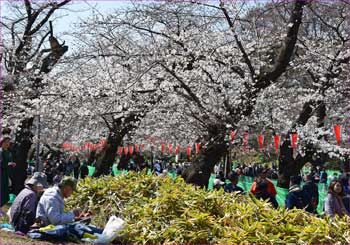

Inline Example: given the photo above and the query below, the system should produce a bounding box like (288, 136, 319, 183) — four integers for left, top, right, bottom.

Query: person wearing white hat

(9, 172, 49, 233)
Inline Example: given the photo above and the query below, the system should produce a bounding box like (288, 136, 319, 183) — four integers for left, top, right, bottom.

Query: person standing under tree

(0, 136, 16, 216)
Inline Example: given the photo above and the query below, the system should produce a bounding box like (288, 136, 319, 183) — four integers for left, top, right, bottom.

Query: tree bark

(93, 132, 123, 176)
(277, 100, 323, 188)
(11, 118, 34, 195)
(182, 124, 227, 188)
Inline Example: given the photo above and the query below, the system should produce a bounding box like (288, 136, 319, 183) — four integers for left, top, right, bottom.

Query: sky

(0, 1, 133, 49)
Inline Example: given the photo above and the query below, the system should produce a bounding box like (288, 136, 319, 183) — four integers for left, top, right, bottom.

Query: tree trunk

(93, 133, 122, 176)
(278, 100, 326, 188)
(277, 138, 313, 188)
(182, 124, 227, 188)
(11, 118, 34, 195)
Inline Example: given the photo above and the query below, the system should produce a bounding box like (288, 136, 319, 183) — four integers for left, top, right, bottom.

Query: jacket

(10, 185, 38, 233)
(250, 179, 277, 197)
(285, 185, 306, 210)
(254, 190, 279, 208)
(302, 181, 319, 213)
(224, 183, 244, 194)
(36, 186, 75, 226)
(324, 193, 349, 218)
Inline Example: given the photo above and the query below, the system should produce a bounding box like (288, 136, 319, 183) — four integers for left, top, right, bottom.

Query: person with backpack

(285, 175, 307, 210)
(302, 174, 319, 214)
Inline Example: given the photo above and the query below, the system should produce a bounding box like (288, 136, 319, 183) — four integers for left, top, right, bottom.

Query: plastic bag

(81, 216, 124, 244)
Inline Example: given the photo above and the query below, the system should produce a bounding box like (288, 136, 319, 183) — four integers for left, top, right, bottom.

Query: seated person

(213, 178, 225, 191)
(224, 172, 244, 194)
(254, 179, 279, 208)
(36, 176, 82, 226)
(250, 169, 277, 197)
(10, 172, 49, 233)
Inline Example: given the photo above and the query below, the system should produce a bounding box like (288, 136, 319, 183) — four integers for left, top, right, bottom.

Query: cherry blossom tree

(1, 0, 71, 193)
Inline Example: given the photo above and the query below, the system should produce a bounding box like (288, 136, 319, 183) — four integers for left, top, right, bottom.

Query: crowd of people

(1, 132, 350, 235)
(212, 166, 350, 218)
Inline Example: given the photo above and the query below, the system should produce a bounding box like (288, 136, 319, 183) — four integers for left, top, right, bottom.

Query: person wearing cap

(9, 172, 49, 233)
(213, 178, 225, 191)
(36, 176, 81, 226)
(224, 171, 244, 194)
(250, 168, 277, 197)
(0, 136, 16, 216)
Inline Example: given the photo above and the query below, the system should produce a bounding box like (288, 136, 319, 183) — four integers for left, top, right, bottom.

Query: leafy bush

(66, 171, 350, 244)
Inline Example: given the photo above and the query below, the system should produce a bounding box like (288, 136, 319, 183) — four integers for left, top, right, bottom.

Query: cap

(26, 172, 49, 188)
(213, 179, 225, 186)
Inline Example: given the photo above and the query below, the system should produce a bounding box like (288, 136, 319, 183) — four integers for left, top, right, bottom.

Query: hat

(213, 179, 225, 186)
(59, 176, 77, 191)
(26, 172, 49, 188)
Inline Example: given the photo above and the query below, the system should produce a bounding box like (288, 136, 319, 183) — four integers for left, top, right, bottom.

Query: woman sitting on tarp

(324, 180, 349, 218)
(9, 172, 49, 233)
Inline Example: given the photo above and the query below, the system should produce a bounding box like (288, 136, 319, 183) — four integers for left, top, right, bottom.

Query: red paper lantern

(195, 143, 201, 154)
(135, 144, 139, 153)
(334, 125, 341, 146)
(243, 132, 248, 148)
(117, 146, 123, 155)
(291, 133, 298, 149)
(273, 135, 280, 152)
(258, 135, 264, 150)
(123, 146, 129, 155)
(129, 145, 134, 155)
(175, 145, 180, 154)
(186, 145, 191, 157)
(161, 143, 165, 153)
(168, 144, 173, 154)
(230, 130, 235, 142)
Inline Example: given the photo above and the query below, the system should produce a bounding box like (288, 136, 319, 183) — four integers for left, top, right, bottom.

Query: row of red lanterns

(61, 125, 348, 154)
(117, 143, 201, 157)
(62, 139, 106, 152)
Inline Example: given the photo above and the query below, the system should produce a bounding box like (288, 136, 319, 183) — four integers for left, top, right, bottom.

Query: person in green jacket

(0, 136, 16, 216)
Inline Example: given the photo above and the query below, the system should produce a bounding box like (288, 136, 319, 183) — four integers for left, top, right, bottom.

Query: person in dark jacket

(0, 136, 16, 217)
(80, 161, 89, 179)
(73, 157, 80, 179)
(302, 174, 319, 213)
(224, 172, 244, 194)
(320, 170, 328, 185)
(285, 175, 307, 210)
(10, 172, 48, 233)
(253, 179, 278, 208)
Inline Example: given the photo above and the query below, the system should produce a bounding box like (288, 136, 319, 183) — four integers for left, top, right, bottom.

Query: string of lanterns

(61, 124, 349, 155)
